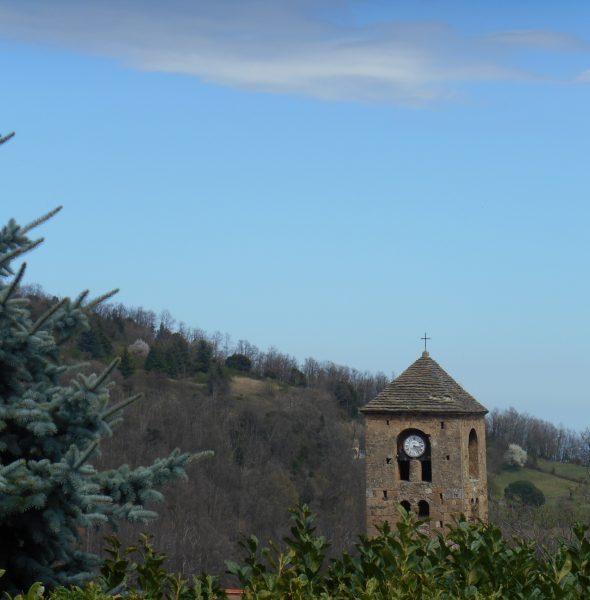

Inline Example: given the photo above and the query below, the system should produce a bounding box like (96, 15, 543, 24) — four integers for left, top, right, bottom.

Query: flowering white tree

(129, 338, 150, 357)
(504, 443, 528, 468)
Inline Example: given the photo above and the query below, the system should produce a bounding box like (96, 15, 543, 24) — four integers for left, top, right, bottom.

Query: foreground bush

(5, 506, 590, 598)
(228, 505, 590, 599)
(1, 535, 223, 600)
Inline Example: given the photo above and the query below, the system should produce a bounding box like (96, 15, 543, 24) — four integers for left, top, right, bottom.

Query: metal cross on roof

(421, 332, 431, 352)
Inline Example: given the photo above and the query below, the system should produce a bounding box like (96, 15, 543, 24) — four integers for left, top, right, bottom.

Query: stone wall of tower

(365, 414, 487, 537)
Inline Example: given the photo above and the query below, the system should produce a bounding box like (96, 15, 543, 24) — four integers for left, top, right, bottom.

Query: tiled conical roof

(361, 352, 487, 415)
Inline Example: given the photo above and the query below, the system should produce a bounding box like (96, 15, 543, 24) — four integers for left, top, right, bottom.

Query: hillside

(80, 366, 364, 581)
(489, 458, 590, 518)
(22, 290, 590, 580)
(16, 289, 383, 581)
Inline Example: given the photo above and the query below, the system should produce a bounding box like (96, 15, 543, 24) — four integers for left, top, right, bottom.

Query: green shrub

(505, 480, 546, 506)
(227, 504, 590, 599)
(98, 534, 223, 600)
(0, 535, 224, 600)
(7, 506, 590, 599)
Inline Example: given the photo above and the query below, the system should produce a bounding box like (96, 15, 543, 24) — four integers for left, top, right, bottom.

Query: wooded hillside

(85, 372, 365, 578)
(23, 287, 590, 581)
(23, 289, 375, 579)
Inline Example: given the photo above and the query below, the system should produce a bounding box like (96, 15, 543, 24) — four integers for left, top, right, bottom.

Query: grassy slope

(489, 459, 590, 514)
(536, 458, 588, 481)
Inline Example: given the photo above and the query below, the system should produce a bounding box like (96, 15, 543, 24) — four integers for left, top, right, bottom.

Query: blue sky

(1, 1, 589, 428)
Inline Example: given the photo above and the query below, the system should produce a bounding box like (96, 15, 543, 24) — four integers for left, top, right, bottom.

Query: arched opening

(418, 500, 429, 518)
(400, 500, 411, 513)
(397, 429, 431, 482)
(397, 459, 410, 481)
(468, 428, 479, 479)
(469, 497, 479, 521)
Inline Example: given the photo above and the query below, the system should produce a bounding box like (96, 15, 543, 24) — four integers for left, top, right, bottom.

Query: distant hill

(490, 458, 590, 515)
(20, 290, 372, 580)
(21, 288, 590, 580)
(83, 367, 365, 581)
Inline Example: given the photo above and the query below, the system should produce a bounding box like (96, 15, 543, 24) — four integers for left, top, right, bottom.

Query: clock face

(403, 434, 426, 458)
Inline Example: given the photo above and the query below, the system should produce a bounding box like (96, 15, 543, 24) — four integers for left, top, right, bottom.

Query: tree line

(22, 285, 389, 417)
(486, 406, 589, 466)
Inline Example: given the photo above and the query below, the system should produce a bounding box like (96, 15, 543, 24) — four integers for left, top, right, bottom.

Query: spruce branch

(0, 209, 201, 590)
(20, 206, 63, 235)
(0, 131, 15, 145)
(74, 441, 99, 470)
(0, 238, 44, 268)
(187, 450, 215, 464)
(30, 298, 68, 335)
(0, 458, 26, 477)
(73, 290, 90, 309)
(0, 262, 27, 305)
(102, 394, 142, 421)
(89, 358, 120, 392)
(86, 288, 119, 310)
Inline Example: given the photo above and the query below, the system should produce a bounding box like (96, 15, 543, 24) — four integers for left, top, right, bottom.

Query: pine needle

(89, 358, 120, 392)
(102, 394, 143, 420)
(30, 298, 67, 335)
(0, 238, 43, 268)
(21, 206, 63, 235)
(86, 288, 119, 310)
(188, 450, 215, 464)
(0, 262, 27, 306)
(0, 132, 15, 145)
(74, 441, 99, 470)
(73, 290, 90, 309)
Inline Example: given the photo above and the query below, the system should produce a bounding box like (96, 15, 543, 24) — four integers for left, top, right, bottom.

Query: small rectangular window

(440, 421, 444, 429)
(446, 455, 450, 461)
(439, 493, 443, 502)
(438, 521, 443, 528)
(383, 490, 388, 500)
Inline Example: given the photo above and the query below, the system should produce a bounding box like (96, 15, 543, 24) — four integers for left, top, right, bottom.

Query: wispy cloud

(485, 29, 585, 51)
(0, 1, 587, 105)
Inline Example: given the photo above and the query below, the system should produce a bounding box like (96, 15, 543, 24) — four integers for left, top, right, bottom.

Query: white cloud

(0, 1, 586, 105)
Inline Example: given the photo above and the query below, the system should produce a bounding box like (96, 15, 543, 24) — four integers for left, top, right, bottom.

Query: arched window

(468, 429, 479, 479)
(397, 429, 431, 482)
(400, 500, 411, 513)
(418, 500, 429, 517)
(470, 497, 479, 521)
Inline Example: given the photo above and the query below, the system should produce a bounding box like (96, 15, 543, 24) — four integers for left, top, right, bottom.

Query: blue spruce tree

(0, 135, 210, 592)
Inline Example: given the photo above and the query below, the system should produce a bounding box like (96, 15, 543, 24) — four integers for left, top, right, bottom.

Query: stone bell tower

(360, 351, 488, 535)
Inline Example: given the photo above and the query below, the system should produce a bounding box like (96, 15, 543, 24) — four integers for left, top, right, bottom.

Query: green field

(489, 459, 590, 514)
(536, 458, 588, 481)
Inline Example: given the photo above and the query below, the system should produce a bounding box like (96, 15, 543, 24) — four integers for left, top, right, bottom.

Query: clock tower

(360, 351, 488, 535)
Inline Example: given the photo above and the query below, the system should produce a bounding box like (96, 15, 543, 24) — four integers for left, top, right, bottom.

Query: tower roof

(361, 352, 487, 416)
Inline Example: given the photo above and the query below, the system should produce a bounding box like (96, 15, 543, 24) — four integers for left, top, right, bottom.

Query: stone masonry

(361, 352, 488, 536)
